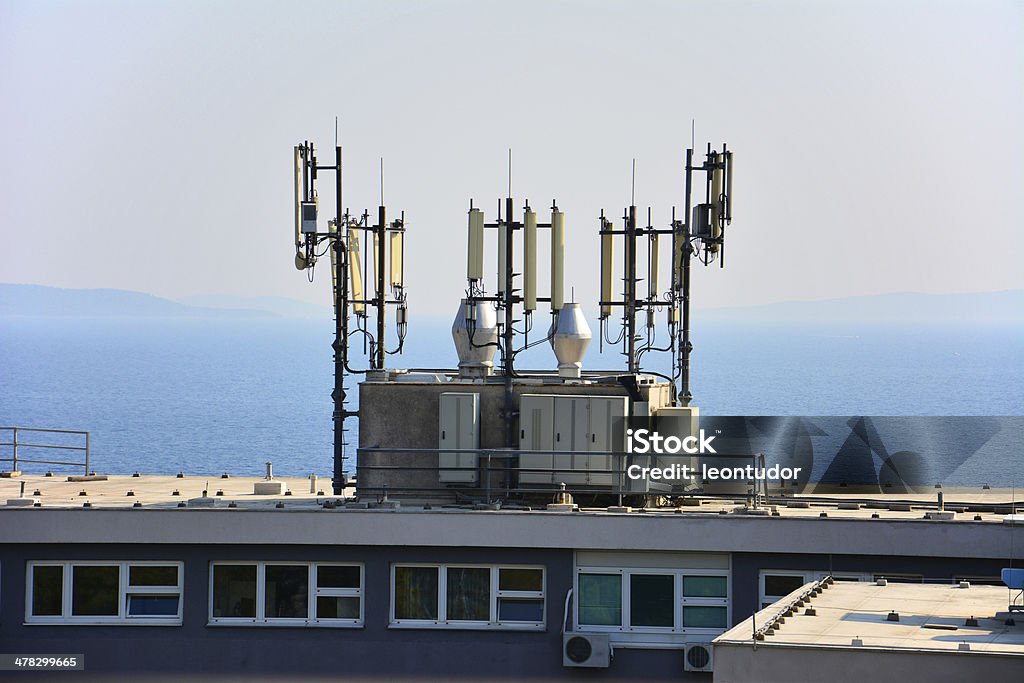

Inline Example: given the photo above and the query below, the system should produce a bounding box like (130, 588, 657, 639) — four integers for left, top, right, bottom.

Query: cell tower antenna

(508, 148, 512, 198)
(691, 119, 695, 150)
(335, 116, 339, 147)
(380, 158, 384, 206)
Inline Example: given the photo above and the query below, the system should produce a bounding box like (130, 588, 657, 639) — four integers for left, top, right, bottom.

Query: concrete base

(253, 481, 287, 495)
(925, 510, 955, 520)
(187, 497, 219, 508)
(0, 471, 22, 478)
(606, 506, 633, 513)
(6, 497, 38, 507)
(67, 475, 108, 482)
(546, 503, 578, 512)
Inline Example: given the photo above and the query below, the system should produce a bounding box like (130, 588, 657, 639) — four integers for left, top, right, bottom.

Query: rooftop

(2, 474, 1022, 521)
(716, 580, 1024, 656)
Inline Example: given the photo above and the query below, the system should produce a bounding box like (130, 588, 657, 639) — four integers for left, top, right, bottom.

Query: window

(26, 561, 182, 625)
(761, 572, 808, 608)
(209, 562, 362, 627)
(390, 564, 544, 629)
(575, 567, 730, 636)
(759, 570, 871, 609)
(578, 573, 621, 626)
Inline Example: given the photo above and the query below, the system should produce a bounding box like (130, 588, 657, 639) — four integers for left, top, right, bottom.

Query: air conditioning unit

(683, 642, 714, 672)
(562, 632, 611, 668)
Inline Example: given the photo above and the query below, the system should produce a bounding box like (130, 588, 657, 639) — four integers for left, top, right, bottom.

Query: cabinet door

(519, 395, 554, 485)
(586, 397, 628, 485)
(439, 393, 479, 483)
(553, 397, 591, 485)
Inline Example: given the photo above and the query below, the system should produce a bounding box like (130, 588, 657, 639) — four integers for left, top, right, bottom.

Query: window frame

(25, 560, 183, 626)
(574, 566, 730, 639)
(208, 561, 363, 628)
(389, 563, 545, 631)
(759, 570, 871, 609)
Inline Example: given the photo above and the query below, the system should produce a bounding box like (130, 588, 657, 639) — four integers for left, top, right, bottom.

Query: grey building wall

(713, 642, 1024, 683)
(0, 543, 1012, 680)
(0, 543, 700, 681)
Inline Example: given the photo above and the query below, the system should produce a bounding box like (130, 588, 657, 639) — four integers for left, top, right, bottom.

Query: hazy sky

(1, 0, 1021, 316)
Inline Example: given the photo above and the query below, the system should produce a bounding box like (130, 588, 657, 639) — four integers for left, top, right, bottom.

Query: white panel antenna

(523, 208, 537, 311)
(550, 206, 565, 310)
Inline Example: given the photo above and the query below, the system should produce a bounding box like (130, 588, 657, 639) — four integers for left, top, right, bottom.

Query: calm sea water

(1, 317, 1021, 482)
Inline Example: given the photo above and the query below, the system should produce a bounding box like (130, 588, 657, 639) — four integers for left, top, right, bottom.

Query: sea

(1, 316, 1022, 484)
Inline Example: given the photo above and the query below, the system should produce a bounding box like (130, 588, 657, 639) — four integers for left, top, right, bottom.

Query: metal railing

(354, 446, 771, 505)
(0, 427, 91, 475)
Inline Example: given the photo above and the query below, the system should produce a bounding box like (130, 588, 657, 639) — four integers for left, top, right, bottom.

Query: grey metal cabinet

(519, 395, 555, 485)
(438, 392, 480, 483)
(517, 394, 627, 487)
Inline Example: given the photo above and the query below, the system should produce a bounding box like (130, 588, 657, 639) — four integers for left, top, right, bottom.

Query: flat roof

(1, 476, 1022, 557)
(716, 581, 1024, 656)
(2, 475, 1021, 521)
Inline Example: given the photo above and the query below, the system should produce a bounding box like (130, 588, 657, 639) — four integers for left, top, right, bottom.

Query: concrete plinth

(254, 481, 287, 495)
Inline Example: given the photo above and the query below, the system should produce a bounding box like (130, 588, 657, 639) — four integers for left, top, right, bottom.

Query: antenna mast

(291, 139, 409, 493)
(597, 143, 735, 405)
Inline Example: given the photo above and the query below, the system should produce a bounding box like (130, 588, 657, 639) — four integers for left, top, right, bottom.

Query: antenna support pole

(375, 204, 387, 370)
(332, 144, 350, 493)
(625, 205, 638, 374)
(502, 195, 516, 448)
(680, 147, 694, 406)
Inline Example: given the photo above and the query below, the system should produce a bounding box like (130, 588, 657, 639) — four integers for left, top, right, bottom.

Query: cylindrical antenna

(347, 225, 366, 316)
(380, 157, 384, 206)
(523, 205, 538, 311)
(600, 217, 614, 319)
(725, 149, 734, 222)
(551, 202, 565, 311)
(711, 151, 723, 252)
(497, 213, 508, 296)
(467, 207, 485, 282)
(389, 227, 404, 289)
(508, 148, 512, 198)
(293, 146, 303, 254)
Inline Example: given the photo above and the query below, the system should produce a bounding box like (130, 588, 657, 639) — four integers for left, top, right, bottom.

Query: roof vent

(452, 298, 498, 378)
(550, 303, 592, 379)
(887, 611, 900, 622)
(548, 483, 578, 512)
(876, 578, 888, 586)
(958, 642, 971, 651)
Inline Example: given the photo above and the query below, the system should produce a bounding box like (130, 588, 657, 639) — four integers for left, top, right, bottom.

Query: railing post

(85, 431, 90, 475)
(12, 427, 17, 472)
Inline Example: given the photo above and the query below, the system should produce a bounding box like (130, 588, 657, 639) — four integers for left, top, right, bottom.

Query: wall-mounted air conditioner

(683, 642, 713, 672)
(562, 632, 611, 668)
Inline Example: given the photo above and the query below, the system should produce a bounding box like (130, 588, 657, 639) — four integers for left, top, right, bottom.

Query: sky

(1, 0, 1021, 317)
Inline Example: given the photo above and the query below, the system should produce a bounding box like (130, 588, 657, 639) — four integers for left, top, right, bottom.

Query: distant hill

(0, 284, 274, 319)
(702, 290, 1024, 324)
(3, 283, 1021, 324)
